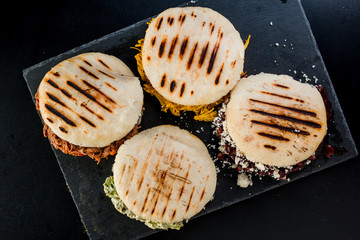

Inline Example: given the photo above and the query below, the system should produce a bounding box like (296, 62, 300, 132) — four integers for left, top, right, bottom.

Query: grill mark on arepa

(167, 16, 174, 26)
(207, 30, 223, 74)
(171, 210, 177, 221)
(79, 116, 96, 127)
(273, 83, 289, 89)
(257, 132, 290, 141)
(45, 104, 76, 127)
(179, 83, 186, 97)
(260, 91, 304, 103)
(187, 42, 198, 70)
(251, 120, 310, 135)
(264, 144, 276, 150)
(104, 82, 117, 91)
(185, 186, 195, 214)
(78, 66, 99, 79)
(96, 69, 115, 79)
(140, 188, 152, 213)
(151, 36, 156, 47)
(83, 60, 92, 66)
(51, 71, 60, 77)
(179, 37, 188, 59)
(159, 38, 167, 58)
(249, 99, 317, 117)
(168, 35, 178, 59)
(118, 163, 127, 186)
(198, 42, 209, 68)
(160, 74, 167, 88)
(214, 63, 224, 85)
(66, 80, 112, 113)
(156, 17, 164, 30)
(97, 59, 111, 70)
(46, 92, 67, 108)
(46, 118, 53, 123)
(80, 103, 104, 120)
(170, 80, 176, 93)
(82, 80, 116, 104)
(46, 79, 59, 89)
(178, 163, 191, 200)
(59, 126, 68, 133)
(250, 109, 322, 128)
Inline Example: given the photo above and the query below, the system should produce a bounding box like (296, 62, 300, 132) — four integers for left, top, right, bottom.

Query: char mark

(82, 80, 116, 104)
(168, 35, 178, 59)
(251, 120, 310, 135)
(199, 187, 206, 202)
(167, 172, 191, 184)
(45, 104, 76, 127)
(179, 83, 185, 97)
(51, 71, 60, 77)
(79, 116, 96, 127)
(167, 17, 174, 25)
(66, 81, 112, 113)
(151, 36, 156, 46)
(83, 60, 92, 66)
(105, 82, 117, 91)
(80, 103, 104, 120)
(264, 144, 276, 150)
(250, 109, 321, 128)
(185, 186, 195, 213)
(98, 59, 111, 69)
(61, 89, 72, 98)
(214, 63, 224, 85)
(198, 42, 209, 67)
(59, 126, 68, 133)
(257, 132, 289, 141)
(249, 98, 317, 117)
(171, 210, 177, 220)
(170, 80, 176, 93)
(207, 31, 223, 74)
(260, 91, 304, 103)
(160, 74, 166, 87)
(273, 83, 289, 89)
(79, 66, 99, 79)
(180, 14, 186, 25)
(180, 37, 188, 59)
(47, 79, 59, 89)
(141, 188, 152, 213)
(46, 92, 67, 108)
(97, 69, 115, 79)
(156, 17, 163, 30)
(159, 38, 167, 58)
(187, 42, 198, 70)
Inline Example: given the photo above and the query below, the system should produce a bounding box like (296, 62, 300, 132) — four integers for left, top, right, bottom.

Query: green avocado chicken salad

(103, 176, 184, 230)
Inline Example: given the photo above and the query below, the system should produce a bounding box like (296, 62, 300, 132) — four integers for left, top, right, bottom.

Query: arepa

(105, 125, 217, 229)
(225, 73, 327, 167)
(142, 7, 245, 106)
(36, 52, 143, 161)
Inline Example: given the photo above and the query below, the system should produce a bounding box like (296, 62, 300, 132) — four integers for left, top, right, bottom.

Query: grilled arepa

(37, 52, 143, 161)
(142, 7, 245, 107)
(104, 125, 217, 230)
(226, 73, 327, 167)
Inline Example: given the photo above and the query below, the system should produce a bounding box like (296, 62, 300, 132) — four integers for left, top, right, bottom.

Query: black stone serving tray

(22, 0, 357, 239)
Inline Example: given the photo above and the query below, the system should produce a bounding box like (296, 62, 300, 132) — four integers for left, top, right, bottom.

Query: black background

(1, 0, 359, 239)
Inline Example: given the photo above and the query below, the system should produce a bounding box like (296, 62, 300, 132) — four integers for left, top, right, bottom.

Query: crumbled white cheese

(270, 21, 273, 26)
(255, 162, 266, 171)
(237, 173, 253, 188)
(275, 43, 279, 47)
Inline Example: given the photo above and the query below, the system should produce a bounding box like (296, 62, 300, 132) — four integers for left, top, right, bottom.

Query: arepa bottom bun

(104, 125, 217, 230)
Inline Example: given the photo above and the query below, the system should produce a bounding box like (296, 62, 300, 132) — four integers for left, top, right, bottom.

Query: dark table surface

(1, 0, 359, 239)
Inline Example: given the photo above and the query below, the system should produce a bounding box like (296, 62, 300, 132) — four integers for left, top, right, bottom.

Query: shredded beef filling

(43, 123, 139, 163)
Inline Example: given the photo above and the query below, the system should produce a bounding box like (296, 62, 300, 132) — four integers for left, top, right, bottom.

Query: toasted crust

(226, 73, 327, 167)
(142, 7, 244, 106)
(113, 125, 216, 223)
(37, 52, 143, 147)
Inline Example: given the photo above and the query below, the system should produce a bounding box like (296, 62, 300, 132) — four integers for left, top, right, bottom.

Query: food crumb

(237, 173, 253, 188)
(270, 21, 273, 26)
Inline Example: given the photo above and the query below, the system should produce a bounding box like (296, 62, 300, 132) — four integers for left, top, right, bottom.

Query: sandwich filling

(103, 176, 183, 230)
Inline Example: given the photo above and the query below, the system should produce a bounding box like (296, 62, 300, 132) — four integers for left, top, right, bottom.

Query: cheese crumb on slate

(237, 173, 253, 188)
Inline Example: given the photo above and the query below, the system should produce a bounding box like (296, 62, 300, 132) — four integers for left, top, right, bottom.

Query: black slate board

(22, 0, 357, 239)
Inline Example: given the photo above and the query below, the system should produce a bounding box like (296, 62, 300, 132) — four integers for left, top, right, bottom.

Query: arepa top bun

(226, 73, 327, 167)
(113, 125, 216, 224)
(142, 7, 245, 106)
(37, 52, 143, 148)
